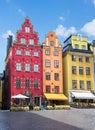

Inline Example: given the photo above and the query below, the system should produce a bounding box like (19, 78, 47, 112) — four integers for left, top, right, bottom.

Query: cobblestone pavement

(31, 107, 95, 130)
(0, 109, 82, 130)
(0, 108, 95, 130)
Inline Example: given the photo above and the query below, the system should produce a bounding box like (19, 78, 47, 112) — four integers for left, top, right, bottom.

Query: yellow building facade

(42, 31, 67, 105)
(63, 34, 95, 103)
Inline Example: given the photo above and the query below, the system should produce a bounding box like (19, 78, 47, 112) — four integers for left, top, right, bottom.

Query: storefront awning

(44, 93, 68, 100)
(71, 91, 95, 99)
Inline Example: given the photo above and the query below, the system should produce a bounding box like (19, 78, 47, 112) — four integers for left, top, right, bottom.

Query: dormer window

(29, 39, 34, 45)
(82, 45, 86, 50)
(77, 34, 82, 41)
(75, 44, 79, 49)
(21, 38, 26, 44)
(25, 27, 30, 33)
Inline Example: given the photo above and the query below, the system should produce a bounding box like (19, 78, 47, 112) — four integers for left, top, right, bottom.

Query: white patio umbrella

(11, 94, 29, 99)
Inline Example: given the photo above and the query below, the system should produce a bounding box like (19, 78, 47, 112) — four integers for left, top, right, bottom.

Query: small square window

(75, 44, 79, 49)
(34, 52, 38, 57)
(16, 50, 21, 55)
(54, 51, 58, 56)
(25, 51, 30, 56)
(82, 45, 86, 50)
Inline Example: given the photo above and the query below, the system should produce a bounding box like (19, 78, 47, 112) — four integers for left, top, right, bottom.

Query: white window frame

(25, 63, 30, 72)
(34, 80, 39, 88)
(45, 50, 50, 55)
(29, 39, 34, 45)
(82, 45, 86, 50)
(25, 51, 30, 56)
(21, 38, 26, 44)
(34, 52, 38, 57)
(45, 60, 50, 67)
(75, 44, 79, 49)
(25, 27, 30, 33)
(16, 63, 21, 71)
(16, 50, 21, 55)
(34, 64, 38, 72)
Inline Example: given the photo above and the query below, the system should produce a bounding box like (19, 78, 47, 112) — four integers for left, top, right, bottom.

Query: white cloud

(18, 8, 26, 17)
(55, 24, 77, 38)
(2, 30, 14, 39)
(92, 0, 95, 5)
(81, 19, 95, 37)
(59, 16, 64, 21)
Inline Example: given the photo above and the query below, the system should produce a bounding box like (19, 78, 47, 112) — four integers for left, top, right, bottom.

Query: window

(16, 63, 21, 71)
(79, 67, 83, 75)
(54, 60, 59, 68)
(45, 50, 50, 55)
(86, 57, 89, 62)
(80, 80, 84, 89)
(34, 52, 38, 57)
(25, 79, 30, 88)
(45, 60, 50, 67)
(46, 72, 50, 80)
(54, 51, 58, 56)
(21, 38, 26, 44)
(72, 66, 76, 74)
(34, 80, 39, 89)
(86, 67, 90, 75)
(50, 41, 54, 46)
(55, 86, 59, 93)
(25, 64, 30, 72)
(72, 80, 77, 89)
(25, 27, 30, 33)
(79, 56, 83, 62)
(29, 39, 34, 45)
(82, 45, 86, 50)
(16, 79, 21, 88)
(77, 34, 82, 41)
(34, 64, 38, 72)
(75, 44, 79, 49)
(16, 50, 21, 55)
(87, 81, 91, 89)
(46, 85, 50, 93)
(72, 55, 76, 61)
(25, 51, 30, 56)
(54, 73, 59, 80)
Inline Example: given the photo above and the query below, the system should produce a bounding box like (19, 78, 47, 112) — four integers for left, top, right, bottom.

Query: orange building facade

(42, 32, 67, 105)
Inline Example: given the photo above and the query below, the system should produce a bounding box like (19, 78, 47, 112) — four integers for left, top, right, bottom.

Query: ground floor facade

(69, 90, 95, 107)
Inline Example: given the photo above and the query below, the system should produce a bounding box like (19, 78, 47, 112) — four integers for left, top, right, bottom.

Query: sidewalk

(30, 107, 95, 130)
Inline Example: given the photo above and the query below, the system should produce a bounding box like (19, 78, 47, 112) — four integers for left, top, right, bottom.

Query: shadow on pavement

(0, 111, 83, 130)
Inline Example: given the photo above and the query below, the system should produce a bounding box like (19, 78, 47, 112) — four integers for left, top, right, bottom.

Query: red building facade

(4, 18, 43, 109)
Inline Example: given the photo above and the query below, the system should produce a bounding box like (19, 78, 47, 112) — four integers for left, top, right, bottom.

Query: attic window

(77, 34, 82, 41)
(25, 27, 30, 33)
(51, 34, 53, 37)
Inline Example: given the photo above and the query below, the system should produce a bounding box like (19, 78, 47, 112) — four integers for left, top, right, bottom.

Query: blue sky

(0, 0, 95, 73)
